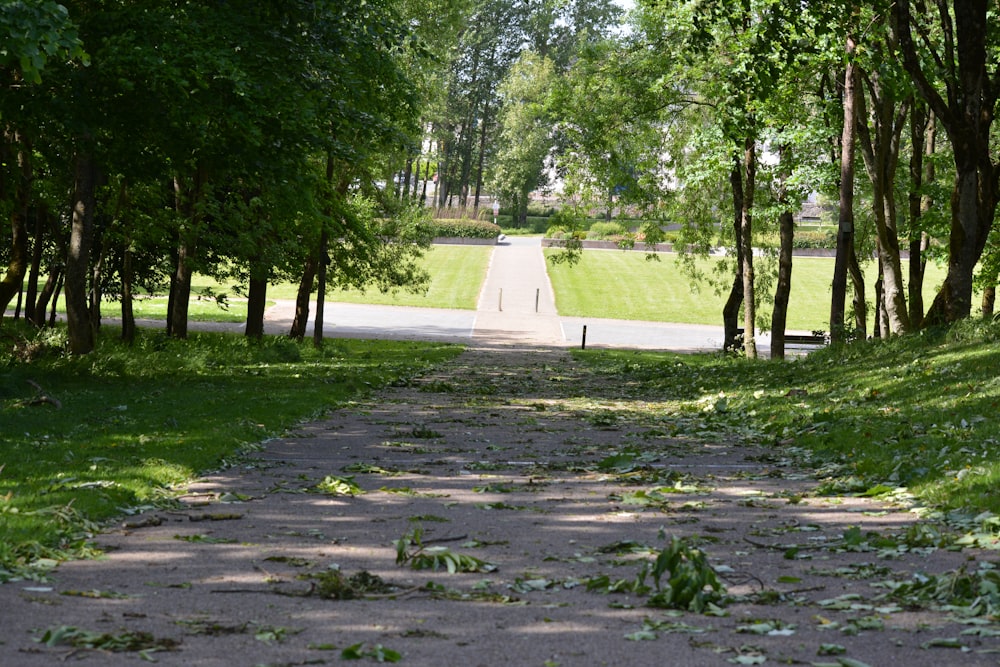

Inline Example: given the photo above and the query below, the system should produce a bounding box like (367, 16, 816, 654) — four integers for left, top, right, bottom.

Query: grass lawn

(547, 249, 949, 331)
(317, 244, 492, 309)
(186, 244, 492, 310)
(575, 317, 1000, 516)
(0, 329, 461, 580)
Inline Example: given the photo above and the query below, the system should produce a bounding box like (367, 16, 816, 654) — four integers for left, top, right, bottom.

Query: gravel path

(3, 344, 998, 666)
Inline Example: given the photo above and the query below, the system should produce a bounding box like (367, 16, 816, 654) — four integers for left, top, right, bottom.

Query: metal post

(581, 325, 587, 350)
(535, 288, 539, 313)
(498, 288, 503, 312)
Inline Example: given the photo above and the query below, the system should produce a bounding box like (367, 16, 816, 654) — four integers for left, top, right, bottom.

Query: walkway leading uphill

(263, 237, 747, 352)
(471, 236, 562, 345)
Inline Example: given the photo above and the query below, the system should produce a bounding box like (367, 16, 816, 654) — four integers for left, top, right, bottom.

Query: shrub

(793, 230, 836, 249)
(431, 218, 501, 239)
(587, 221, 629, 240)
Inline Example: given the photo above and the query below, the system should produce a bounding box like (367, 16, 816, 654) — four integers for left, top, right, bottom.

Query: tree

(894, 0, 1000, 325)
(489, 52, 555, 226)
(0, 1, 85, 319)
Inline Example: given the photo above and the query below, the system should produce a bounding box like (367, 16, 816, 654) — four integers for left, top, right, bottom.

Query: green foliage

(0, 1, 87, 83)
(341, 642, 402, 662)
(394, 527, 497, 573)
(574, 318, 1000, 515)
(586, 536, 726, 612)
(315, 476, 365, 497)
(586, 221, 629, 240)
(304, 569, 393, 600)
(36, 626, 178, 656)
(0, 329, 461, 576)
(430, 219, 501, 239)
(646, 536, 726, 612)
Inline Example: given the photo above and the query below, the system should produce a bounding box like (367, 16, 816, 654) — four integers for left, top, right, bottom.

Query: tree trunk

(121, 234, 136, 344)
(65, 152, 97, 354)
(245, 267, 268, 339)
(981, 265, 998, 318)
(402, 158, 414, 200)
(49, 270, 64, 327)
(895, 0, 1000, 325)
(169, 168, 205, 339)
(848, 245, 866, 338)
(89, 232, 104, 332)
(831, 36, 858, 344)
(0, 138, 31, 318)
(473, 101, 491, 214)
(856, 68, 910, 335)
(313, 227, 328, 348)
(740, 137, 757, 359)
(907, 105, 934, 328)
(722, 163, 744, 352)
(34, 266, 61, 326)
(874, 255, 886, 338)
(923, 157, 994, 325)
(25, 203, 46, 326)
(170, 237, 195, 338)
(290, 251, 317, 340)
(771, 147, 795, 360)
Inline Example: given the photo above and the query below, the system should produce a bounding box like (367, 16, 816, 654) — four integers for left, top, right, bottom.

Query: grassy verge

(547, 249, 949, 331)
(0, 325, 462, 581)
(574, 318, 1000, 518)
(318, 244, 492, 309)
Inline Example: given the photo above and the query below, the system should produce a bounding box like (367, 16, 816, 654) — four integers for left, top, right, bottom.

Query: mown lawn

(547, 249, 949, 331)
(0, 329, 461, 581)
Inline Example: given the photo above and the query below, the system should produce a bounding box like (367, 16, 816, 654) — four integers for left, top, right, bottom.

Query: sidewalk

(275, 237, 748, 353)
(471, 236, 564, 346)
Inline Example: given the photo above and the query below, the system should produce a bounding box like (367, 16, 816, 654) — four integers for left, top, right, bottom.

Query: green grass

(0, 326, 461, 580)
(320, 244, 492, 309)
(185, 244, 491, 309)
(574, 317, 1000, 517)
(547, 249, 949, 331)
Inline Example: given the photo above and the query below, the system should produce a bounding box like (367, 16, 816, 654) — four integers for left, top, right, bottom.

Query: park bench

(734, 329, 829, 349)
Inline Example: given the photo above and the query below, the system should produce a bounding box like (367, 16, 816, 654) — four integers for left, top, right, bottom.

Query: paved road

(265, 236, 777, 353)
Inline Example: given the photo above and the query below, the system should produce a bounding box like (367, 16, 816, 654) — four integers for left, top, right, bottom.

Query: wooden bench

(782, 332, 829, 348)
(734, 330, 828, 348)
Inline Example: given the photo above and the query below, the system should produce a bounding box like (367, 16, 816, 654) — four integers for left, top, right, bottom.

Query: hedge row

(432, 218, 502, 239)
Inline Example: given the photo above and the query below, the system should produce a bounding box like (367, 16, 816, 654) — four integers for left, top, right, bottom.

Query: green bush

(793, 230, 836, 249)
(586, 221, 629, 240)
(431, 218, 501, 239)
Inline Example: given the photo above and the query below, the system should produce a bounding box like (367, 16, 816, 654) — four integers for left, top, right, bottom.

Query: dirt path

(3, 345, 998, 666)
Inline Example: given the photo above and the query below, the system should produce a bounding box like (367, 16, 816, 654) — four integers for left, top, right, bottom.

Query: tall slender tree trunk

(723, 164, 744, 352)
(25, 203, 46, 326)
(831, 36, 859, 343)
(121, 227, 136, 344)
(856, 72, 910, 335)
(740, 137, 757, 359)
(290, 251, 317, 340)
(169, 167, 205, 339)
(848, 245, 866, 337)
(908, 106, 934, 328)
(313, 228, 328, 348)
(770, 147, 795, 360)
(980, 262, 998, 318)
(473, 102, 491, 214)
(34, 265, 62, 326)
(0, 136, 31, 318)
(65, 152, 97, 354)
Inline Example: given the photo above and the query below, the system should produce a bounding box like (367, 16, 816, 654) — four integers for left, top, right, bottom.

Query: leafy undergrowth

(0, 324, 461, 581)
(574, 318, 1000, 519)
